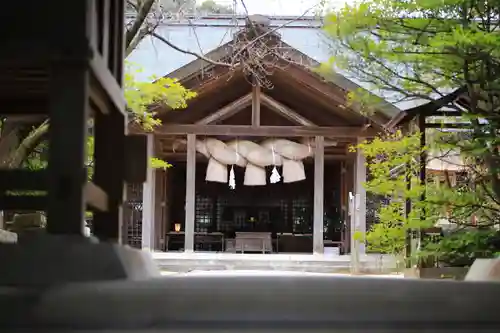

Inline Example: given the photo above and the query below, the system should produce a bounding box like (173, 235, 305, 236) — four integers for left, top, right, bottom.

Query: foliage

(326, 0, 500, 263)
(125, 61, 196, 131)
(354, 131, 433, 259)
(422, 228, 500, 267)
(324, 0, 500, 100)
(151, 157, 172, 169)
(356, 130, 500, 265)
(323, 0, 500, 204)
(197, 0, 233, 14)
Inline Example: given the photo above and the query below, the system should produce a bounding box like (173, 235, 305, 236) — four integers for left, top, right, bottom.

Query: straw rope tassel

(229, 140, 239, 190)
(270, 144, 281, 184)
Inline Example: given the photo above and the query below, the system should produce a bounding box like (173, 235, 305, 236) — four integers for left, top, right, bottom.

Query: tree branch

(125, 0, 156, 50)
(150, 32, 233, 67)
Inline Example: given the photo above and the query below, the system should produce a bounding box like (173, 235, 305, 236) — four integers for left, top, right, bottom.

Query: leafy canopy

(354, 131, 432, 258)
(125, 61, 196, 132)
(323, 0, 500, 105)
(325, 1, 500, 262)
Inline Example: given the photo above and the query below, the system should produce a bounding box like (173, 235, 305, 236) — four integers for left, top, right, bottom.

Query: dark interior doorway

(168, 161, 343, 253)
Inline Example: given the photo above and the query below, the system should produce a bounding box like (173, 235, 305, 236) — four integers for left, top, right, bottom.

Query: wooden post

(154, 169, 166, 250)
(141, 134, 156, 250)
(251, 83, 261, 126)
(313, 136, 324, 254)
(404, 123, 414, 267)
(184, 134, 196, 252)
(416, 114, 427, 266)
(46, 57, 89, 236)
(354, 138, 367, 254)
(344, 160, 354, 253)
(349, 192, 360, 273)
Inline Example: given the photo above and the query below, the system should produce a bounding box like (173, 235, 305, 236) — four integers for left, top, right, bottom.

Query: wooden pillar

(141, 134, 156, 250)
(354, 138, 367, 254)
(404, 161, 413, 266)
(416, 114, 427, 265)
(419, 115, 427, 200)
(184, 134, 196, 252)
(154, 169, 166, 250)
(251, 83, 261, 126)
(344, 159, 354, 253)
(313, 136, 324, 254)
(46, 50, 89, 236)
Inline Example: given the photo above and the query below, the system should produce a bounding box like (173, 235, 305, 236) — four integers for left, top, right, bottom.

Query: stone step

(154, 258, 395, 274)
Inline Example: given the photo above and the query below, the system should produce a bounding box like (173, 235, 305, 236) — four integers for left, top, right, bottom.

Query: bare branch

(151, 32, 233, 67)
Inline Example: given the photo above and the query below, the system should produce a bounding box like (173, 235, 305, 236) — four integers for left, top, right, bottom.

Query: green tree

(323, 1, 500, 241)
(197, 0, 233, 14)
(354, 131, 433, 263)
(323, 0, 500, 203)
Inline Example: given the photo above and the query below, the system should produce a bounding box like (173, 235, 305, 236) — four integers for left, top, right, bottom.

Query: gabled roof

(157, 23, 401, 129)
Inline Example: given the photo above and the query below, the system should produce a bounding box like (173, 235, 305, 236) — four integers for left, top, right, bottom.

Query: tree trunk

(0, 121, 48, 169)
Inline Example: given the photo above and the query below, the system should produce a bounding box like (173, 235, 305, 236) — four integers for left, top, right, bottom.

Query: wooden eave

(152, 37, 400, 128)
(157, 63, 391, 130)
(386, 86, 467, 129)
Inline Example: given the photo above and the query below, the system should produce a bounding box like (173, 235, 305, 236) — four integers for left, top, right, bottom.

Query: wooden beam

(89, 52, 126, 113)
(196, 93, 252, 125)
(161, 152, 351, 161)
(0, 169, 108, 212)
(84, 182, 108, 212)
(157, 124, 379, 138)
(251, 83, 261, 126)
(313, 136, 325, 254)
(184, 134, 196, 252)
(261, 94, 316, 126)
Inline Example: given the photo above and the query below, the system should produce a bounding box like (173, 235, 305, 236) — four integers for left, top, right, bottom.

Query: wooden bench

(235, 232, 272, 253)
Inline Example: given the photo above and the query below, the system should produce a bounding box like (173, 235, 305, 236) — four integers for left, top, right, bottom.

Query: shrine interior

(163, 160, 347, 254)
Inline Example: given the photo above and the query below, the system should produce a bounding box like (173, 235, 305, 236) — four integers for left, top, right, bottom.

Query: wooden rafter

(260, 93, 316, 126)
(196, 93, 252, 125)
(156, 124, 378, 138)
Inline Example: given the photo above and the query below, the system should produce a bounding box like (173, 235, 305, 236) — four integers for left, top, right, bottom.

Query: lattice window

(292, 197, 312, 233)
(234, 209, 246, 229)
(279, 199, 288, 231)
(125, 200, 143, 248)
(127, 183, 143, 201)
(195, 195, 213, 233)
(124, 183, 143, 248)
(216, 198, 229, 231)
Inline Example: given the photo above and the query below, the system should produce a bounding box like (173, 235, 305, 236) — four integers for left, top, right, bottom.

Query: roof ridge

(125, 13, 323, 22)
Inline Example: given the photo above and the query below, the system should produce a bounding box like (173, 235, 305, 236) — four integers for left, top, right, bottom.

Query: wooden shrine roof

(151, 35, 401, 131)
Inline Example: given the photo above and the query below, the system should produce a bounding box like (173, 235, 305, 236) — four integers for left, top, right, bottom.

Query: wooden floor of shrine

(151, 252, 397, 273)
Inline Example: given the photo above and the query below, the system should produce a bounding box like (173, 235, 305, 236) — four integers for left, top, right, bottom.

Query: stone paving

(160, 269, 405, 278)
